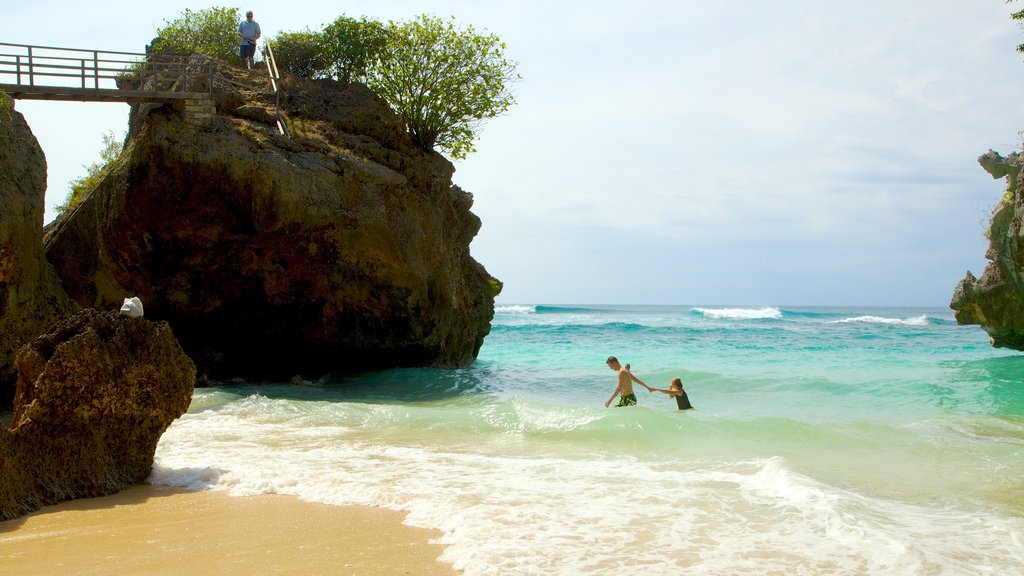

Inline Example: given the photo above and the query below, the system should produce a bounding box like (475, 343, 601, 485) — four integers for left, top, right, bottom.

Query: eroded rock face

(0, 308, 194, 520)
(43, 68, 499, 381)
(0, 94, 75, 408)
(951, 150, 1024, 349)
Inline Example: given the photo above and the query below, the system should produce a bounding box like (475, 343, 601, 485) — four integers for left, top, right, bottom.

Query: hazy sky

(7, 1, 1024, 306)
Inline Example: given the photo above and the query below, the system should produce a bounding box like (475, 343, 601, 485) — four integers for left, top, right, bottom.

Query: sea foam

(693, 306, 783, 320)
(494, 305, 536, 315)
(830, 314, 929, 326)
(151, 401, 1024, 576)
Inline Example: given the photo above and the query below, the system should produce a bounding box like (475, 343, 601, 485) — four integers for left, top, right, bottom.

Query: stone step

(184, 98, 216, 123)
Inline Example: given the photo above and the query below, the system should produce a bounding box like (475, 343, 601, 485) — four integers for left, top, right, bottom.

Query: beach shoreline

(0, 484, 458, 575)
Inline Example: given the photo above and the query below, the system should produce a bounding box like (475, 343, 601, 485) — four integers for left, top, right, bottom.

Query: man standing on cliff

(238, 10, 261, 69)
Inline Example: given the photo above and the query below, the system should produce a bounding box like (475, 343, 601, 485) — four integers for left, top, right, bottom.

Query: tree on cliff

(271, 29, 332, 78)
(1012, 1, 1024, 53)
(276, 14, 518, 159)
(366, 15, 519, 159)
(151, 6, 242, 63)
(324, 16, 388, 83)
(273, 16, 386, 83)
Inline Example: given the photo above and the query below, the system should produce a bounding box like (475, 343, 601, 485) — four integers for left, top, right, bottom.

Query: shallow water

(152, 305, 1024, 574)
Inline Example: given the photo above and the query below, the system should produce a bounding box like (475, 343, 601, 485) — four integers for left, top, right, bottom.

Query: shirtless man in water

(604, 356, 653, 407)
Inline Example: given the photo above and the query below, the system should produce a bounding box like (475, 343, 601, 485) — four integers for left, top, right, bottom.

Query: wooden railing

(0, 42, 213, 102)
(263, 39, 289, 138)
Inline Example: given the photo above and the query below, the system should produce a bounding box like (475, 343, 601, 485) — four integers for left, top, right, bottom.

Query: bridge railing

(0, 42, 213, 97)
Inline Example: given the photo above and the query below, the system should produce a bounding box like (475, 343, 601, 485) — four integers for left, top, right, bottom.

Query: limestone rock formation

(0, 94, 75, 407)
(0, 308, 195, 520)
(43, 66, 499, 381)
(950, 150, 1024, 349)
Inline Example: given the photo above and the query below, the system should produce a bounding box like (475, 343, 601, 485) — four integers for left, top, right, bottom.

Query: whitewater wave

(692, 306, 783, 320)
(494, 305, 536, 315)
(830, 315, 929, 326)
(151, 399, 1024, 576)
(494, 305, 616, 315)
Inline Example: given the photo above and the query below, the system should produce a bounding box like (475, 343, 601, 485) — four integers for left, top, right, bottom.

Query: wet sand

(0, 485, 457, 575)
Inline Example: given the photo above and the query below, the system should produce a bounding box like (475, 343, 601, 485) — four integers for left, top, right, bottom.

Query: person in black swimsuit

(648, 377, 693, 410)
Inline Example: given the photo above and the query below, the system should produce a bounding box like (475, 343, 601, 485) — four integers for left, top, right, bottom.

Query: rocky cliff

(950, 150, 1024, 349)
(42, 66, 500, 381)
(0, 94, 76, 406)
(1, 308, 195, 520)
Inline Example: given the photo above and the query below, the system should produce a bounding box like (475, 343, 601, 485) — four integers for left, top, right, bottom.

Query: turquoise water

(152, 305, 1024, 574)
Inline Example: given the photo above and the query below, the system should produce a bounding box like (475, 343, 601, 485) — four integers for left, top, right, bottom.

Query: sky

(6, 1, 1024, 306)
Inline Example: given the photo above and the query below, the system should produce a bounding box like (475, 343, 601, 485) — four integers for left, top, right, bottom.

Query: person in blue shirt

(238, 10, 261, 69)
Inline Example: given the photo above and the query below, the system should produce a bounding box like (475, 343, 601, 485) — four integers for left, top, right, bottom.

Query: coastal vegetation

(0, 91, 12, 137)
(322, 16, 388, 84)
(145, 7, 518, 159)
(368, 15, 518, 159)
(268, 29, 329, 78)
(271, 16, 387, 84)
(1012, 0, 1024, 53)
(58, 131, 123, 216)
(151, 7, 242, 63)
(272, 14, 519, 159)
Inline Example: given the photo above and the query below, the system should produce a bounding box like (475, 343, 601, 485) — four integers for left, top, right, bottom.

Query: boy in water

(604, 357, 653, 407)
(648, 377, 694, 410)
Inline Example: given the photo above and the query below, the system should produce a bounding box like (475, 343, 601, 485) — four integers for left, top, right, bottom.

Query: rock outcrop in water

(0, 308, 194, 520)
(42, 64, 500, 381)
(0, 94, 76, 407)
(950, 150, 1024, 349)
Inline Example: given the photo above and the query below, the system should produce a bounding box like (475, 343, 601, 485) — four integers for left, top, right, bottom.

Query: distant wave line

(494, 305, 537, 315)
(828, 315, 929, 326)
(692, 307, 783, 320)
(493, 305, 611, 315)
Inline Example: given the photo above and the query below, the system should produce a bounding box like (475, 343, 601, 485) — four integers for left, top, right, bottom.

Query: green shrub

(322, 15, 387, 83)
(0, 91, 12, 135)
(58, 131, 124, 215)
(152, 7, 242, 64)
(367, 14, 519, 159)
(272, 30, 332, 78)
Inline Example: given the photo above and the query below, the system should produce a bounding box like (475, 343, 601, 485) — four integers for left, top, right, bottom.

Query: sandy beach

(0, 485, 457, 575)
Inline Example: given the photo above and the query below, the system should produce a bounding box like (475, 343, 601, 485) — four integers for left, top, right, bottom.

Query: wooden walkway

(0, 42, 213, 103)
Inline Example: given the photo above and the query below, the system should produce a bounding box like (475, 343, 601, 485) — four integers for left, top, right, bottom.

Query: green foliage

(273, 30, 332, 78)
(322, 16, 388, 83)
(1012, 1, 1024, 53)
(366, 14, 519, 159)
(152, 6, 242, 64)
(58, 132, 124, 216)
(0, 91, 11, 136)
(488, 277, 504, 298)
(273, 16, 387, 83)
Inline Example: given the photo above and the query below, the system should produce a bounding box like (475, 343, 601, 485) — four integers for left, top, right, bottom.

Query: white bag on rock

(119, 297, 145, 318)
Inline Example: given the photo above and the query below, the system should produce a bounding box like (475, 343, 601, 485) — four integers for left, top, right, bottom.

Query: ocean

(149, 305, 1024, 575)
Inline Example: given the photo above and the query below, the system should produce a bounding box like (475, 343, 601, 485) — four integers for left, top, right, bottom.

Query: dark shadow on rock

(0, 309, 195, 521)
